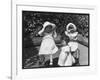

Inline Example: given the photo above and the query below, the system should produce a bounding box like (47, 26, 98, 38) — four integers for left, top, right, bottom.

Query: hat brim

(66, 23, 77, 32)
(38, 22, 56, 35)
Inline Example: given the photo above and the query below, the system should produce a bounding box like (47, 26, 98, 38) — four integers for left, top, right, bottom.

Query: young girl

(65, 23, 80, 65)
(58, 23, 79, 66)
(58, 35, 75, 66)
(38, 21, 58, 66)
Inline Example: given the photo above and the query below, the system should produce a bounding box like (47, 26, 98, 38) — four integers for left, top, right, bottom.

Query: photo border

(11, 2, 96, 80)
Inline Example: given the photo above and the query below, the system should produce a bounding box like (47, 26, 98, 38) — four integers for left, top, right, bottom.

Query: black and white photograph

(9, 0, 98, 79)
(22, 11, 89, 69)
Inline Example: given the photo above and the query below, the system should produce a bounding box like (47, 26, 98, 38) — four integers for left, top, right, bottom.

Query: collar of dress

(43, 34, 53, 40)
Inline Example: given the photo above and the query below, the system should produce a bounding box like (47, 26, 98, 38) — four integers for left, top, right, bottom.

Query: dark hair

(61, 32, 70, 44)
(44, 25, 53, 34)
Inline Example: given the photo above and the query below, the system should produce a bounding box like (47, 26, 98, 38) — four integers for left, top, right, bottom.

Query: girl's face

(70, 30, 76, 33)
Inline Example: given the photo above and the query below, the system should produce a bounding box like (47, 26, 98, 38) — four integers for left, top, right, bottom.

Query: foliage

(23, 11, 89, 38)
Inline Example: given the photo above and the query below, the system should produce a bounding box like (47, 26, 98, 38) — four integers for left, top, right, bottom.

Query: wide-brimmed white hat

(38, 21, 56, 35)
(66, 23, 77, 32)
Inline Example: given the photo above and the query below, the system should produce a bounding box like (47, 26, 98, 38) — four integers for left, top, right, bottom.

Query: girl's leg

(50, 54, 53, 65)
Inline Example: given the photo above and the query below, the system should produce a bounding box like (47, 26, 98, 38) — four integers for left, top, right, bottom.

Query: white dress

(58, 31, 78, 66)
(58, 46, 75, 66)
(39, 34, 58, 55)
